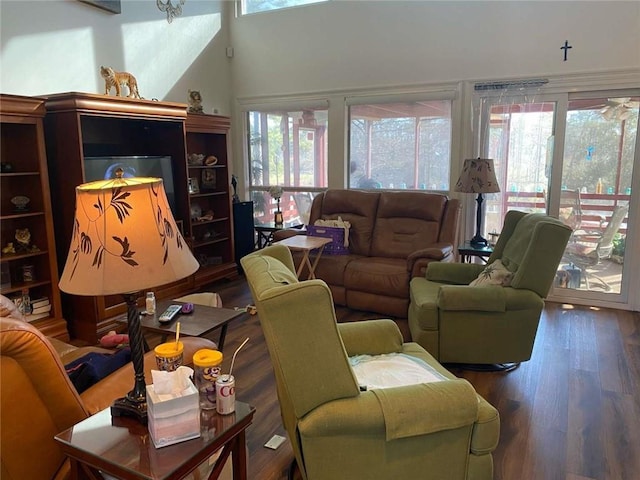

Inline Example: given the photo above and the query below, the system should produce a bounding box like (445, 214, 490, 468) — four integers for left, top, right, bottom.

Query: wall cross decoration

(561, 40, 572, 61)
(157, 0, 185, 23)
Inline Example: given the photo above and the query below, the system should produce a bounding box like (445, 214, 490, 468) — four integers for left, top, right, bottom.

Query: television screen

(83, 155, 177, 214)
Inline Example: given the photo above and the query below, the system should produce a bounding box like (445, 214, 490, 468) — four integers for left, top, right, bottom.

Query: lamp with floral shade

(454, 158, 500, 246)
(58, 169, 199, 423)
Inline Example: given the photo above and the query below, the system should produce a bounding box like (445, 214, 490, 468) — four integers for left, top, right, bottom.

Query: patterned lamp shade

(455, 158, 500, 194)
(58, 172, 199, 423)
(59, 175, 198, 296)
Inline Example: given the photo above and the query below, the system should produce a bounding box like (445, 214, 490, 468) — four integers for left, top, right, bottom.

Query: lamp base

(113, 292, 148, 424)
(469, 235, 488, 246)
(111, 394, 147, 424)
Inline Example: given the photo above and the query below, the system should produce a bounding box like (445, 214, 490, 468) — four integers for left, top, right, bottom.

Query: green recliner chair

(409, 211, 572, 369)
(241, 244, 499, 480)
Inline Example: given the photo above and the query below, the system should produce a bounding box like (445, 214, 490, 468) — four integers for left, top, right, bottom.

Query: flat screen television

(83, 155, 177, 214)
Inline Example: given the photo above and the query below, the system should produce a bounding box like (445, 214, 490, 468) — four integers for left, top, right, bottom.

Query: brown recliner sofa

(275, 189, 460, 318)
(0, 316, 216, 480)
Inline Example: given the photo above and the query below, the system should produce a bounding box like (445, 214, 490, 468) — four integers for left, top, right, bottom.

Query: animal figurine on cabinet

(14, 228, 39, 253)
(100, 66, 142, 99)
(188, 90, 204, 113)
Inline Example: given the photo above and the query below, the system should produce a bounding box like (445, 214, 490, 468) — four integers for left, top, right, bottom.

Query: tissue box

(147, 379, 200, 448)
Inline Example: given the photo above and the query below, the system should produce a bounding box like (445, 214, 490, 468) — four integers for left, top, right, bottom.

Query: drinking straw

(229, 337, 249, 376)
(175, 322, 180, 350)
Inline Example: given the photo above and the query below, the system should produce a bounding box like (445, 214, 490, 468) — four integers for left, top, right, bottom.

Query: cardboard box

(146, 379, 200, 448)
(307, 225, 349, 255)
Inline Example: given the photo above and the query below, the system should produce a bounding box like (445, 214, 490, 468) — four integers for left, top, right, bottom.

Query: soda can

(215, 374, 235, 415)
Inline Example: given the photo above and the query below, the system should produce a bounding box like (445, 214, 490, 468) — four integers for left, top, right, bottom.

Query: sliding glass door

(556, 95, 637, 299)
(477, 89, 639, 307)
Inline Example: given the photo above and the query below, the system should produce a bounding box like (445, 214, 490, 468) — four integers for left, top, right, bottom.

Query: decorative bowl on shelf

(11, 195, 30, 212)
(187, 153, 205, 166)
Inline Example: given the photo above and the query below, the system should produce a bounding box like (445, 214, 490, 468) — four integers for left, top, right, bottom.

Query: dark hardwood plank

(185, 278, 640, 480)
(566, 369, 604, 479)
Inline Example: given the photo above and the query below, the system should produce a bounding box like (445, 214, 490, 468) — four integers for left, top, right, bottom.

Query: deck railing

(497, 191, 630, 235)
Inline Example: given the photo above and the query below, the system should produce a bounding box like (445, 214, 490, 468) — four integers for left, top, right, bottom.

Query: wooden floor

(194, 276, 640, 480)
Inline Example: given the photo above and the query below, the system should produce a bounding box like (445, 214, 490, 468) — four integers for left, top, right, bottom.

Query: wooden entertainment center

(43, 92, 237, 343)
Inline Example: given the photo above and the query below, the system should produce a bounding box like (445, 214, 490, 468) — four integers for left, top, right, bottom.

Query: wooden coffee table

(55, 402, 255, 480)
(274, 235, 332, 279)
(115, 299, 244, 352)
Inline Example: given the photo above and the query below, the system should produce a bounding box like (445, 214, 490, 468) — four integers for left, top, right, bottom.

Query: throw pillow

(469, 259, 514, 287)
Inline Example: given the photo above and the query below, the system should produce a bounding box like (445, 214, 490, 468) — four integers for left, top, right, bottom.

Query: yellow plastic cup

(154, 341, 184, 371)
(193, 349, 223, 409)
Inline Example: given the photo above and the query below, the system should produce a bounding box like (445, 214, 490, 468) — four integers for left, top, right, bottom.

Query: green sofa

(409, 211, 572, 366)
(241, 245, 499, 480)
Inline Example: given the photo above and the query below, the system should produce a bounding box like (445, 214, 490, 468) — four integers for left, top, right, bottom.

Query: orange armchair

(0, 317, 215, 479)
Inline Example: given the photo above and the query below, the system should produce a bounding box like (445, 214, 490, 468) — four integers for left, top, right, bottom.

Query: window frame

(242, 102, 329, 224)
(238, 0, 330, 16)
(346, 92, 456, 192)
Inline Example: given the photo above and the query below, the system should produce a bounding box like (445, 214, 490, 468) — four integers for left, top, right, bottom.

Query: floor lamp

(455, 158, 500, 246)
(58, 170, 199, 423)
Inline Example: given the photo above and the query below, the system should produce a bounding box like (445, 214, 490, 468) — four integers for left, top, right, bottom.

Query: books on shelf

(31, 303, 52, 315)
(31, 297, 50, 309)
(9, 295, 52, 320)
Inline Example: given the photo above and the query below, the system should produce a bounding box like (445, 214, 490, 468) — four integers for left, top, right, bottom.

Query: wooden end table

(55, 402, 255, 480)
(274, 235, 332, 279)
(115, 299, 245, 352)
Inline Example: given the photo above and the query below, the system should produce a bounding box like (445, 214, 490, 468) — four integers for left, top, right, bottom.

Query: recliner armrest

(426, 262, 484, 284)
(300, 378, 479, 440)
(436, 285, 544, 312)
(438, 285, 506, 312)
(407, 244, 454, 277)
(338, 319, 403, 356)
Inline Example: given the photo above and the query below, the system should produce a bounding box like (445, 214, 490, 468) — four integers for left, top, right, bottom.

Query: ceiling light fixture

(157, 0, 185, 23)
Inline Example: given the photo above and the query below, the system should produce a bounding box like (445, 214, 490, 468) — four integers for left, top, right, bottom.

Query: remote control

(158, 304, 182, 324)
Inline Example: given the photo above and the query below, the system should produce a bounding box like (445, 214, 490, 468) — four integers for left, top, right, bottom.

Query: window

(348, 99, 452, 190)
(241, 0, 328, 15)
(247, 108, 328, 224)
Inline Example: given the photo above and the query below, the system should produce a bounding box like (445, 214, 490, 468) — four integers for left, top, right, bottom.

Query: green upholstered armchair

(241, 245, 499, 480)
(409, 211, 572, 369)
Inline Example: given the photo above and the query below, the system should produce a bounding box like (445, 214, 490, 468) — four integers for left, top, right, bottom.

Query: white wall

(229, 0, 639, 97)
(1, 0, 232, 115)
(228, 0, 640, 186)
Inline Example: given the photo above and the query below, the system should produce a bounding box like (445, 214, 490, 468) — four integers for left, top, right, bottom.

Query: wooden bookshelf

(0, 94, 68, 340)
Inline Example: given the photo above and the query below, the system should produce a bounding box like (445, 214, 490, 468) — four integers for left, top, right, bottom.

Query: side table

(114, 299, 245, 352)
(55, 402, 255, 480)
(458, 242, 493, 264)
(274, 235, 332, 279)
